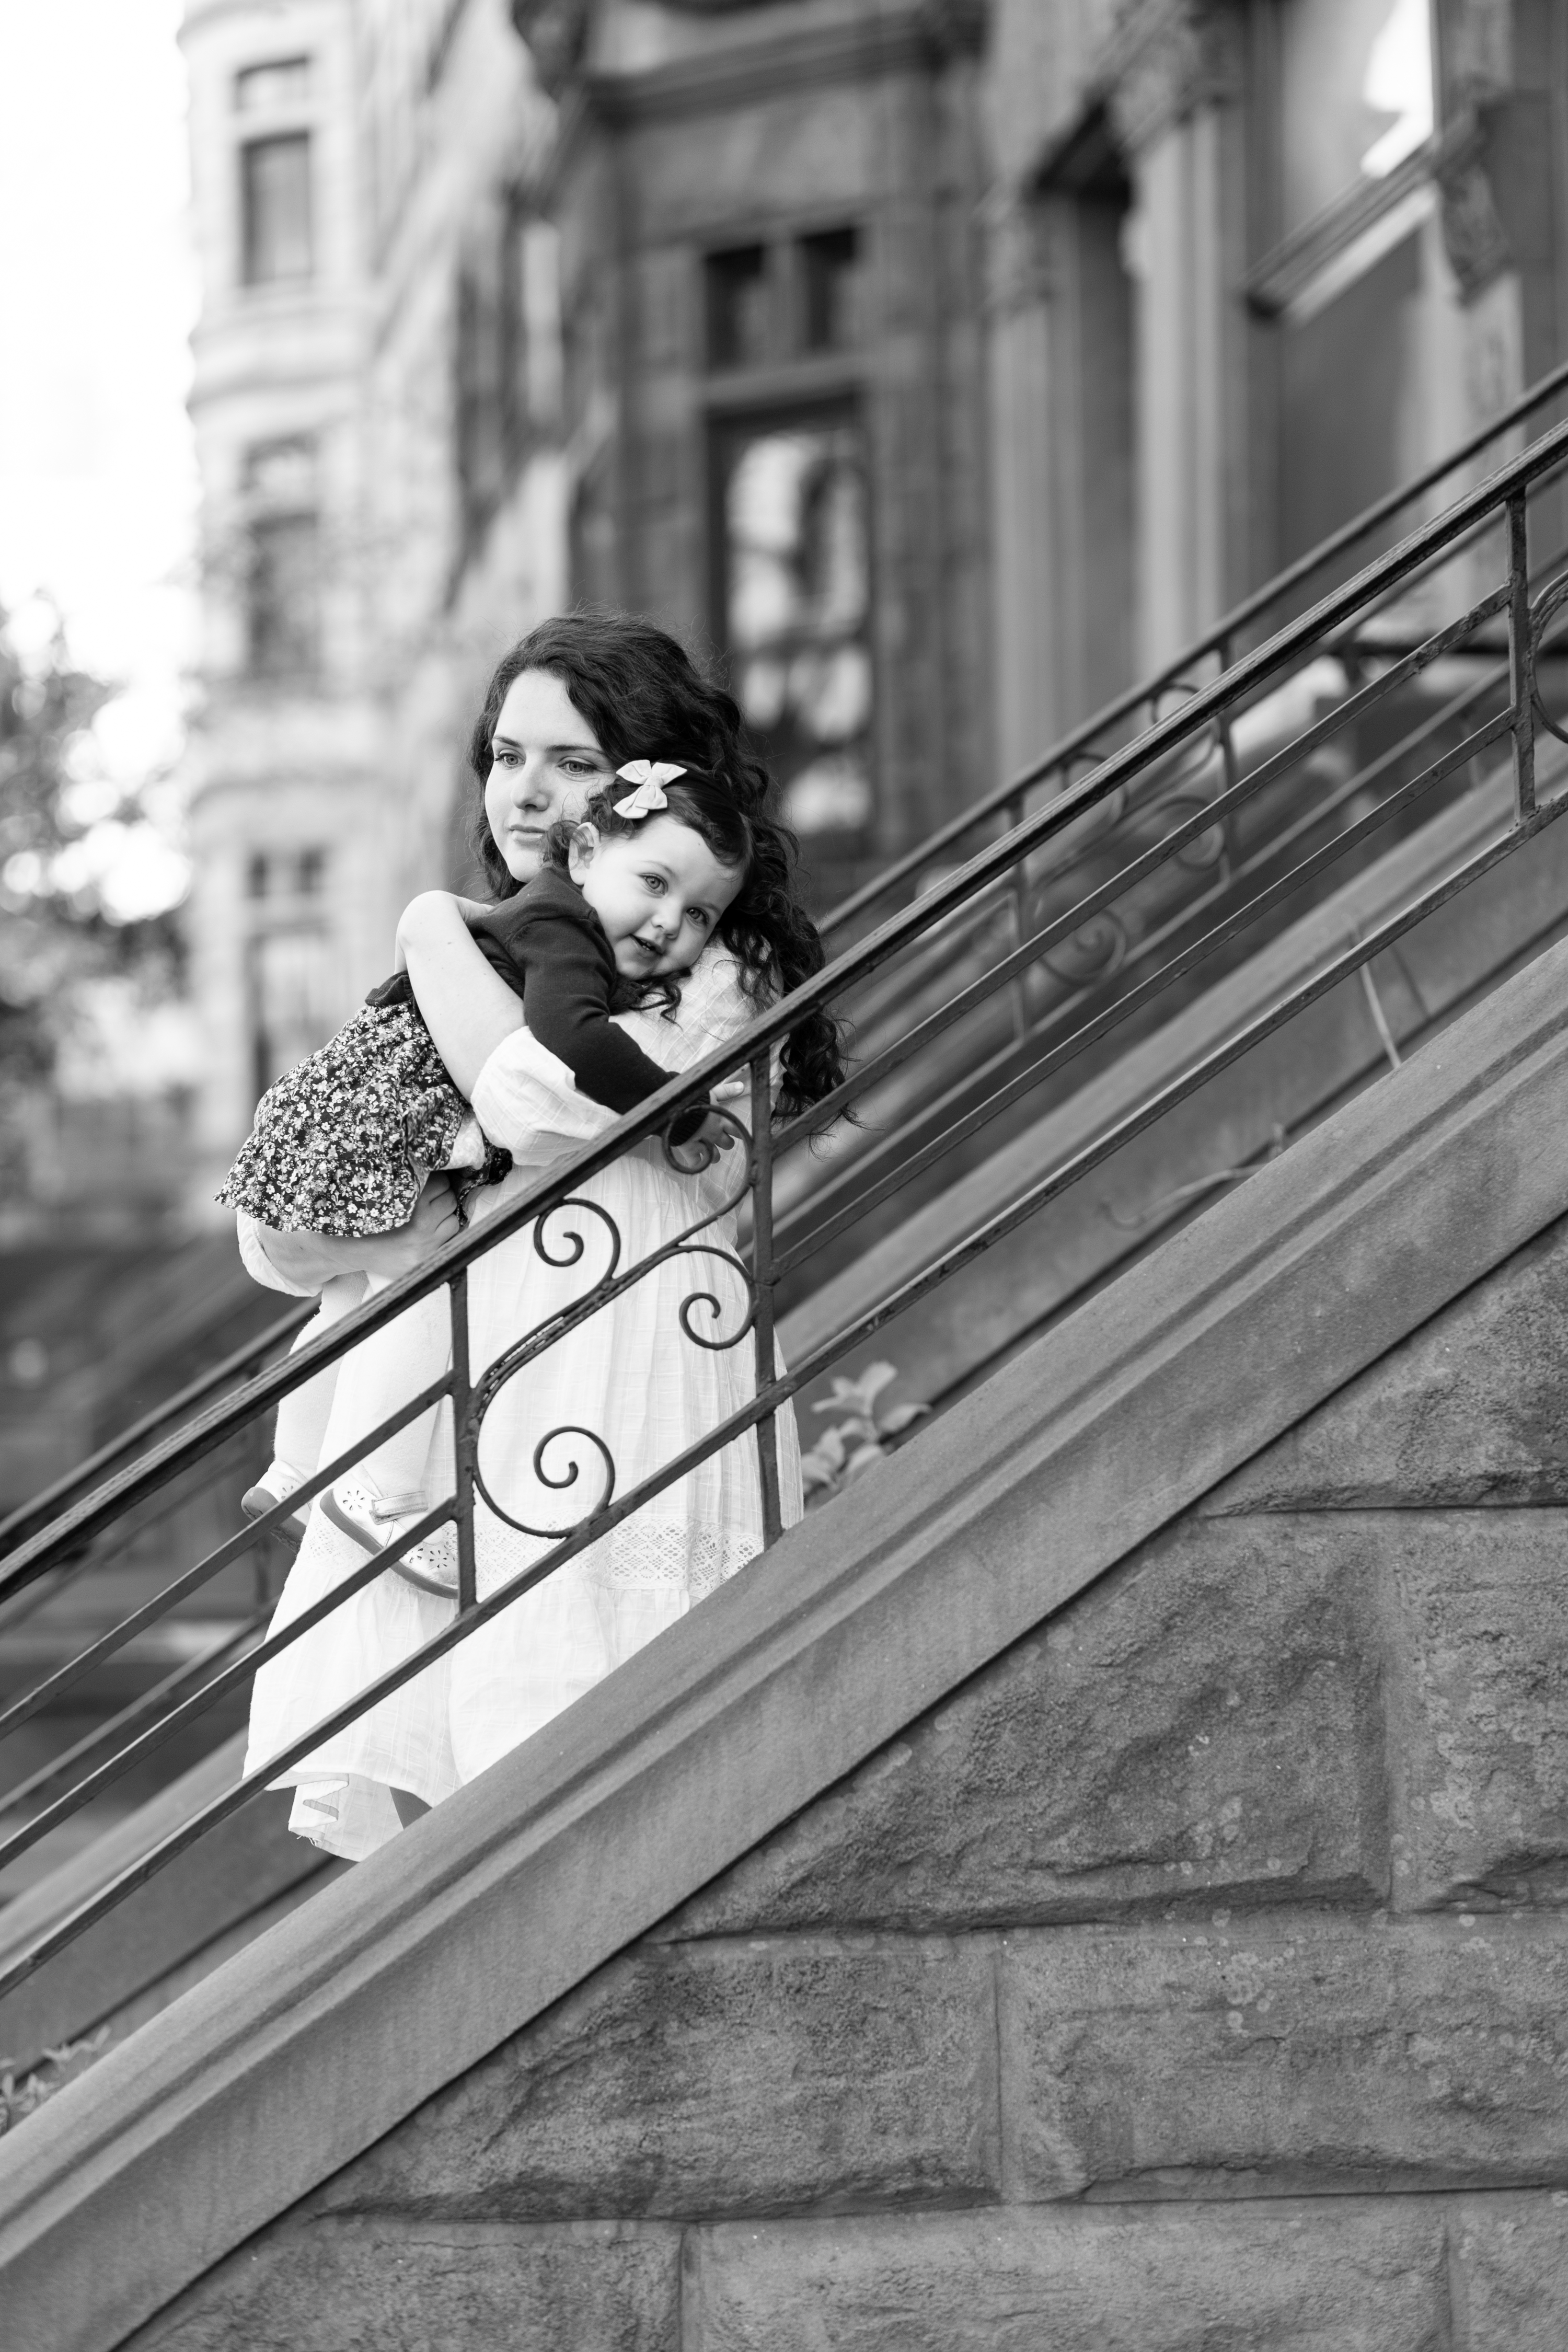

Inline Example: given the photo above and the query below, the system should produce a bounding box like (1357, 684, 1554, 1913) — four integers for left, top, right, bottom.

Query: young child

(222, 760, 745, 1589)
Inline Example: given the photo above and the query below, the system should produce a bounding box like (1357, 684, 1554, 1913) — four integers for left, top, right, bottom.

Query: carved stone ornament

(1445, 0, 1512, 108)
(1102, 0, 1241, 155)
(510, 0, 591, 94)
(1436, 114, 1513, 300)
(982, 186, 1054, 319)
(651, 0, 983, 20)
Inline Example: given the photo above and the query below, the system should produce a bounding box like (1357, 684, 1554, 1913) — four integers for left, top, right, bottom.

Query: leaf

(878, 1402, 929, 1434)
(836, 1415, 879, 1445)
(811, 1380, 861, 1415)
(845, 1440, 886, 1477)
(811, 1362, 899, 1419)
(813, 1426, 849, 1471)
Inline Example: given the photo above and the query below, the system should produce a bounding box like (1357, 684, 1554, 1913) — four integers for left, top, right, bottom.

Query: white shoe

(241, 1461, 310, 1549)
(319, 1477, 459, 1599)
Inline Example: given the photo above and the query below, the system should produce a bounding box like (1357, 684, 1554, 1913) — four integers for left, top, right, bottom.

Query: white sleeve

(469, 947, 760, 1161)
(235, 1210, 317, 1297)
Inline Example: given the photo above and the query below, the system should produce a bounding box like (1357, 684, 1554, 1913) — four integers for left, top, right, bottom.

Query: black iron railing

(779, 358, 1568, 1271)
(3, 391, 1568, 2009)
(817, 354, 1568, 951)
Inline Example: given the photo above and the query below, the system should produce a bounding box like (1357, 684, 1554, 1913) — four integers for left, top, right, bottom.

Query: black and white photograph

(3, 1, 1568, 2344)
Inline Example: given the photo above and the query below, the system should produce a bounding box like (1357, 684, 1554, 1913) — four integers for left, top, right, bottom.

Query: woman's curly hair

(467, 608, 774, 894)
(469, 610, 845, 1120)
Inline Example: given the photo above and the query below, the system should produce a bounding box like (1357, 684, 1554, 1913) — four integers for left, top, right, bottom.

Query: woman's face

(483, 668, 616, 883)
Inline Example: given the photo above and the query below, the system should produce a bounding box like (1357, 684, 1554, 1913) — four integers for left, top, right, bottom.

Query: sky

(0, 0, 197, 920)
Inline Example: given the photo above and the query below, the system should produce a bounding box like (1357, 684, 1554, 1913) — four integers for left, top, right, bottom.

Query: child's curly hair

(545, 771, 846, 1120)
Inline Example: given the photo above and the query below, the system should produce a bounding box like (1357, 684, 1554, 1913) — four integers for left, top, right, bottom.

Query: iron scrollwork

(1527, 570, 1568, 747)
(1029, 745, 1231, 996)
(465, 1098, 760, 1538)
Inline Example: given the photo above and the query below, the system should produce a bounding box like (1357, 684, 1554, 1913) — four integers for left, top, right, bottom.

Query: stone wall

(126, 1208, 1568, 2347)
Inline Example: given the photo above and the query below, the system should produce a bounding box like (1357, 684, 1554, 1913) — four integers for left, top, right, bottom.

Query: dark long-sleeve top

(368, 867, 706, 1132)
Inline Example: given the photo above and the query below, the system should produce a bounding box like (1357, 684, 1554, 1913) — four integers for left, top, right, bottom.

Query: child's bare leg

(245, 1273, 367, 1534)
(320, 1277, 457, 1594)
(271, 1274, 366, 1482)
(344, 1274, 449, 1506)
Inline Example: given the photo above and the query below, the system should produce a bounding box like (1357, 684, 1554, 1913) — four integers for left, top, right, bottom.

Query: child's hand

(666, 1108, 736, 1171)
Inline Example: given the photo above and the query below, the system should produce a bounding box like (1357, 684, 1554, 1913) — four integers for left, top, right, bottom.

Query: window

(711, 407, 874, 843)
(455, 256, 505, 556)
(1253, 1, 1440, 568)
(1278, 233, 1423, 561)
(235, 57, 311, 112)
(1278, 0, 1433, 238)
(706, 246, 769, 371)
(244, 440, 319, 678)
(248, 925, 335, 1102)
(800, 228, 861, 353)
(245, 846, 327, 901)
(241, 133, 313, 284)
(499, 196, 531, 465)
(248, 516, 320, 676)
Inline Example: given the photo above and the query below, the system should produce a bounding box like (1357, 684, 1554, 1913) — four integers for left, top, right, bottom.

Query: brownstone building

(179, 0, 1568, 1177)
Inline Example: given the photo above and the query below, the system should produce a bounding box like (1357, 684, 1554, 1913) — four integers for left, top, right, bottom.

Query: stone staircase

(4, 913, 1568, 2348)
(7, 386, 1568, 2343)
(0, 1243, 289, 1901)
(4, 743, 1566, 2086)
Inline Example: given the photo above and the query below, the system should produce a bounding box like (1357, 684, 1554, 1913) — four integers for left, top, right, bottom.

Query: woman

(241, 613, 811, 1861)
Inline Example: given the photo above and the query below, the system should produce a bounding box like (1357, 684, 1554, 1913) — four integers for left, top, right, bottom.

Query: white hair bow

(612, 760, 687, 818)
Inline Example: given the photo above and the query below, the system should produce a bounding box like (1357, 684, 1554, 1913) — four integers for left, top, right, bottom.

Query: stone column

(1109, 0, 1247, 675)
(985, 186, 1062, 779)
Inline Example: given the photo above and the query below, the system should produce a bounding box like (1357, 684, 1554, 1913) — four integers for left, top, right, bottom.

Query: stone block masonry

(123, 1202, 1568, 2348)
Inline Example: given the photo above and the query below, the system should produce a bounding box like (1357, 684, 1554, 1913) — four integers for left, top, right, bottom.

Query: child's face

(567, 815, 743, 979)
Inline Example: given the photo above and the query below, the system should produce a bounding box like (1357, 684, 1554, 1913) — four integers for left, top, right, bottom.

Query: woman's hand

(252, 1178, 464, 1293)
(356, 1177, 465, 1280)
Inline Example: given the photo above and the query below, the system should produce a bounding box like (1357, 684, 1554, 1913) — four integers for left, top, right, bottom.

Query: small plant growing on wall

(800, 1361, 928, 1505)
(0, 2026, 110, 2136)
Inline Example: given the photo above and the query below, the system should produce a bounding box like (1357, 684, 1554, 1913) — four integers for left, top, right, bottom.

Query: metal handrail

(0, 1302, 313, 1560)
(817, 352, 1568, 943)
(6, 416, 1566, 1595)
(3, 403, 1568, 2008)
(13, 357, 1568, 1553)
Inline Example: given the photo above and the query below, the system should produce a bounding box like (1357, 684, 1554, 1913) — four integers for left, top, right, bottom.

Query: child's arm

(401, 891, 725, 1158)
(402, 890, 715, 1135)
(397, 892, 524, 1093)
(392, 891, 493, 975)
(515, 905, 704, 1116)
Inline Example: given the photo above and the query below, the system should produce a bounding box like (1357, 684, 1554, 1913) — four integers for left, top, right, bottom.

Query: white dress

(243, 949, 802, 1860)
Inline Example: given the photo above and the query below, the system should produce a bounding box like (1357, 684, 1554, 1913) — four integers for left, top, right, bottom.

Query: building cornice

(517, 0, 984, 122)
(179, 0, 331, 44)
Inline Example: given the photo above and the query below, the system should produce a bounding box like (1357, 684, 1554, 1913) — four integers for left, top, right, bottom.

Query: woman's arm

(397, 891, 524, 1095)
(470, 946, 757, 1169)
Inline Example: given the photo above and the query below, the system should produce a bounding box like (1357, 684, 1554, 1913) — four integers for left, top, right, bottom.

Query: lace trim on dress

(483, 1519, 759, 1601)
